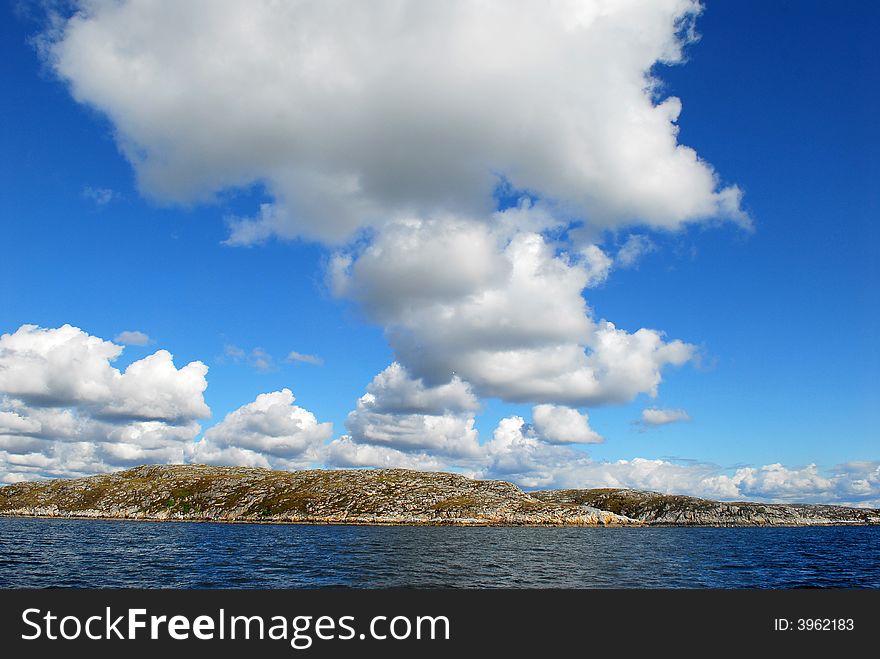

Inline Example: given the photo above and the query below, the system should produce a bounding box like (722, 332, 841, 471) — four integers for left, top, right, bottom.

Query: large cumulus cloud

(39, 1, 737, 410)
(44, 0, 747, 245)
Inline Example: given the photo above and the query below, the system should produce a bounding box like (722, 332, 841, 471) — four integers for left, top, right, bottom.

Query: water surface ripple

(1, 518, 877, 588)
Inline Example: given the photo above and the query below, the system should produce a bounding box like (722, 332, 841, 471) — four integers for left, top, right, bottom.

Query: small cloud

(580, 245, 613, 288)
(616, 234, 656, 269)
(114, 330, 151, 346)
(532, 403, 603, 444)
(223, 344, 246, 360)
(222, 344, 275, 372)
(287, 351, 324, 366)
(82, 186, 117, 207)
(638, 407, 692, 430)
(249, 347, 274, 372)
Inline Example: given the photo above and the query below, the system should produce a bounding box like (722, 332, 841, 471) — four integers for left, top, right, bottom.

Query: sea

(1, 518, 878, 588)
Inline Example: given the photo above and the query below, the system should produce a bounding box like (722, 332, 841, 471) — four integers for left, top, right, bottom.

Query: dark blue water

(1, 518, 877, 588)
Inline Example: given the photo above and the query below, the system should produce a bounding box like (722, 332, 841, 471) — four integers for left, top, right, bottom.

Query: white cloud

(0, 324, 209, 481)
(0, 409, 203, 483)
(0, 329, 875, 508)
(616, 234, 657, 268)
(343, 412, 480, 461)
(335, 363, 482, 461)
(324, 386, 604, 479)
(548, 457, 723, 495)
(81, 186, 115, 206)
(46, 0, 747, 245)
(287, 351, 323, 366)
(1, 323, 125, 408)
(475, 420, 880, 506)
(701, 463, 834, 503)
(0, 410, 41, 435)
(827, 461, 880, 507)
(580, 244, 614, 288)
(698, 461, 880, 508)
(480, 416, 581, 489)
(351, 362, 479, 416)
(222, 344, 275, 372)
(0, 324, 208, 421)
(333, 218, 694, 406)
(2, 441, 107, 483)
(247, 348, 273, 372)
(19, 4, 865, 511)
(477, 416, 675, 489)
(189, 389, 332, 470)
(42, 1, 740, 417)
(324, 436, 448, 472)
(331, 216, 511, 318)
(532, 404, 603, 444)
(640, 407, 692, 427)
(114, 330, 151, 346)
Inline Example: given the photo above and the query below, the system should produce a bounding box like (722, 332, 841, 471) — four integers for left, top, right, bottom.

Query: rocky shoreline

(1, 464, 877, 527)
(532, 488, 880, 526)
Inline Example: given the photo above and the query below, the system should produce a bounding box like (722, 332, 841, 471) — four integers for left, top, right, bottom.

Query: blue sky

(0, 1, 877, 503)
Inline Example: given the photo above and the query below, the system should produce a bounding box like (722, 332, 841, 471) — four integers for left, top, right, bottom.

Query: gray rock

(2, 465, 876, 527)
(531, 488, 880, 526)
(0, 464, 638, 526)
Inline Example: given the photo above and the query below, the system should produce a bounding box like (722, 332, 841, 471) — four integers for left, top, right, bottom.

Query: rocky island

(1, 464, 877, 527)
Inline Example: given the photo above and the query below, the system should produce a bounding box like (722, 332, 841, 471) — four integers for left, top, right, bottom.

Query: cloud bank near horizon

(1, 324, 878, 508)
(0, 324, 208, 481)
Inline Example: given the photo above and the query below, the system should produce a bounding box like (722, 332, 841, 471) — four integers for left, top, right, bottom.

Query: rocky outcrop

(1, 466, 876, 527)
(0, 464, 637, 526)
(531, 488, 880, 526)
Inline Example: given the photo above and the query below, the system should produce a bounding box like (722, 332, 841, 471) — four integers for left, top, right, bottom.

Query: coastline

(2, 464, 878, 528)
(0, 512, 626, 527)
(1, 511, 876, 528)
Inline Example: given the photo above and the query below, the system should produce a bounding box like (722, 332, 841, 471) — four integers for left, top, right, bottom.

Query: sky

(1, 0, 877, 505)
